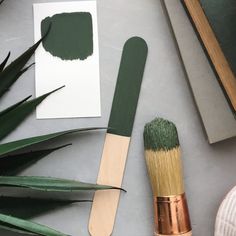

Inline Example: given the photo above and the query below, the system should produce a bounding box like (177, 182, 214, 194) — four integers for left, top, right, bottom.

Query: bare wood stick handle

(89, 133, 130, 236)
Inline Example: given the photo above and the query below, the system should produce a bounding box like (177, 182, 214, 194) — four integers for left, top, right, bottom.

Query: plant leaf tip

(0, 52, 11, 72)
(112, 186, 127, 192)
(53, 85, 65, 92)
(57, 143, 72, 148)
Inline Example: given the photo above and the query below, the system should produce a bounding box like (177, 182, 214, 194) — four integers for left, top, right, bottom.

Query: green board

(107, 37, 148, 137)
(200, 0, 236, 76)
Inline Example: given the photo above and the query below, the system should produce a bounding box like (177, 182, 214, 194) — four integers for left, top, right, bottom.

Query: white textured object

(215, 186, 236, 236)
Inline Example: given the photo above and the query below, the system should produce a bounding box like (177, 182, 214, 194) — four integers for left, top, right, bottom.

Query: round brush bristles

(143, 118, 184, 197)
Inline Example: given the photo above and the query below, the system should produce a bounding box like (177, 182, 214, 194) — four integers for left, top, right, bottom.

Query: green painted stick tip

(107, 36, 148, 137)
(143, 117, 179, 151)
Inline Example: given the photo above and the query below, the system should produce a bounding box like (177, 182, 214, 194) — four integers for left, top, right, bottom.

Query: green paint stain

(143, 118, 180, 151)
(41, 12, 93, 61)
(107, 37, 148, 137)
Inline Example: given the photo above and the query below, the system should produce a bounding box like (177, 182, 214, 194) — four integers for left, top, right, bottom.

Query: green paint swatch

(143, 118, 180, 151)
(108, 37, 148, 137)
(41, 12, 93, 61)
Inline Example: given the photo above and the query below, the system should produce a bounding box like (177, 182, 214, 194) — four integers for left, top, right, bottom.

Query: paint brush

(89, 37, 148, 236)
(143, 118, 192, 236)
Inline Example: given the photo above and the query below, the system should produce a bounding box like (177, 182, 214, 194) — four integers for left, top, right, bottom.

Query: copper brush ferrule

(154, 194, 191, 235)
(143, 118, 192, 236)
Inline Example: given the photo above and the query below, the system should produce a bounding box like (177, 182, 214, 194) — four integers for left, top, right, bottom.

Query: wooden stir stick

(89, 37, 148, 236)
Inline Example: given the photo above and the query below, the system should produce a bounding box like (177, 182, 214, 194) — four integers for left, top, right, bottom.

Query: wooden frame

(182, 0, 236, 112)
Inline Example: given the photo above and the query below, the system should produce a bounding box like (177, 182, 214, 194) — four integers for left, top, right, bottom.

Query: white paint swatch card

(34, 1, 101, 119)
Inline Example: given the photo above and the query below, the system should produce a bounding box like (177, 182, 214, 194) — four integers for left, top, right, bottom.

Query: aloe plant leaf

(0, 196, 91, 207)
(0, 176, 122, 192)
(0, 196, 91, 219)
(0, 144, 71, 175)
(0, 25, 50, 98)
(13, 62, 35, 81)
(0, 95, 32, 117)
(0, 86, 64, 141)
(0, 127, 105, 156)
(0, 196, 91, 209)
(0, 224, 36, 235)
(0, 52, 10, 72)
(0, 213, 70, 236)
(5, 62, 36, 92)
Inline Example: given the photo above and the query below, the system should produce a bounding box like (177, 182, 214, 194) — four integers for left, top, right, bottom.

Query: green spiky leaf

(0, 127, 105, 157)
(0, 176, 121, 192)
(0, 196, 91, 218)
(0, 213, 70, 236)
(0, 224, 36, 235)
(0, 52, 10, 72)
(0, 86, 64, 141)
(0, 26, 50, 98)
(0, 95, 32, 117)
(7, 62, 35, 90)
(0, 144, 71, 175)
(0, 196, 90, 209)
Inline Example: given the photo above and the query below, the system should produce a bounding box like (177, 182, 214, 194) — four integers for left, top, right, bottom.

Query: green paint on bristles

(143, 117, 179, 151)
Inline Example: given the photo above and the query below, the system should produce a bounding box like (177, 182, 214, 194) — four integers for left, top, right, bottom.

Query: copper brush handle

(155, 232, 192, 236)
(154, 194, 192, 236)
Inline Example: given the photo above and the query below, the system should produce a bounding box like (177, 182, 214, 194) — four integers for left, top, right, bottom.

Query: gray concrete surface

(0, 0, 236, 235)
